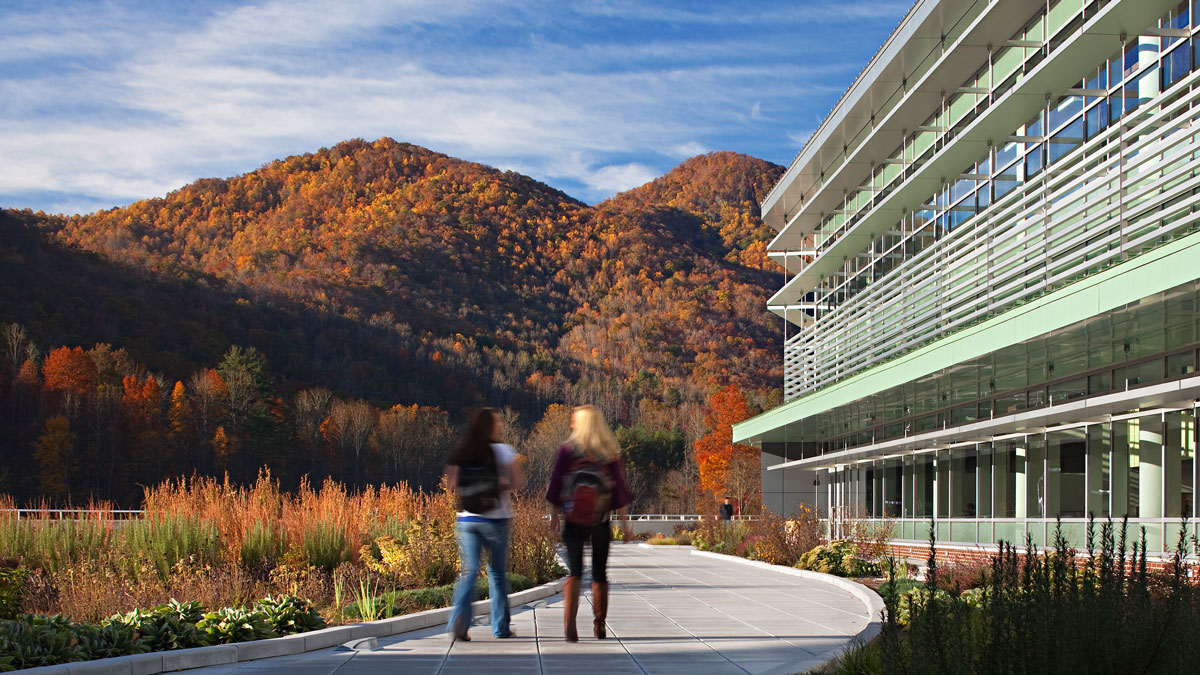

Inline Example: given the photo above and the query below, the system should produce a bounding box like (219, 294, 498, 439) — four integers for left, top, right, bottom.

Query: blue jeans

(449, 518, 511, 637)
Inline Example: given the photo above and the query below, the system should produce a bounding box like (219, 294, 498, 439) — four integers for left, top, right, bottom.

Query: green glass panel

(1047, 0, 1080, 37)
(913, 130, 935, 157)
(1140, 522, 1165, 553)
(950, 521, 977, 544)
(1054, 520, 1088, 549)
(992, 47, 1022, 84)
(994, 521, 1024, 546)
(1027, 521, 1046, 547)
(949, 93, 973, 125)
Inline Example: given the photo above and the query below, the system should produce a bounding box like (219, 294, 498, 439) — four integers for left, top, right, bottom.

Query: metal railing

(1, 509, 145, 520)
(785, 64, 1200, 399)
(615, 514, 759, 522)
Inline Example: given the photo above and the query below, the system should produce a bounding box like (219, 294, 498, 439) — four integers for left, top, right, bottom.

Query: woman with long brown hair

(445, 407, 524, 640)
(545, 405, 631, 642)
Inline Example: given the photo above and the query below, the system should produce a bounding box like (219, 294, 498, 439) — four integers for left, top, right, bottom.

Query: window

(997, 141, 1020, 168)
(1025, 112, 1044, 138)
(994, 179, 1020, 201)
(1127, 63, 1160, 111)
(1162, 41, 1191, 89)
(1125, 40, 1154, 80)
(1049, 95, 1083, 131)
(1109, 91, 1127, 123)
(1086, 101, 1109, 139)
(1025, 143, 1045, 178)
(952, 177, 975, 204)
(1048, 118, 1084, 164)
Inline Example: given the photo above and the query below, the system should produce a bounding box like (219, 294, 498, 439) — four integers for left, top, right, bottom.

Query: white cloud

(669, 141, 708, 158)
(788, 129, 816, 148)
(0, 0, 905, 213)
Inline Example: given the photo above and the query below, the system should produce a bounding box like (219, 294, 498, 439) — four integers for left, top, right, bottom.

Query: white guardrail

(1, 508, 145, 520)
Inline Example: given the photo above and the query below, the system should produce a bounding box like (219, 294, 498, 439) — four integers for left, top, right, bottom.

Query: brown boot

(562, 577, 580, 642)
(591, 582, 609, 639)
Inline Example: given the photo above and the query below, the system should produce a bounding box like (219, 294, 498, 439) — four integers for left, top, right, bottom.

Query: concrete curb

(689, 550, 886, 645)
(635, 542, 694, 549)
(20, 575, 568, 675)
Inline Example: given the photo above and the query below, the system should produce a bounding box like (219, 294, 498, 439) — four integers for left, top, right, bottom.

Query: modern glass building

(734, 0, 1200, 553)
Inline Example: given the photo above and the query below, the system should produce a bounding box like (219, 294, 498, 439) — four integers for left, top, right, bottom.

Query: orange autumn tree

(694, 385, 761, 513)
(42, 346, 98, 417)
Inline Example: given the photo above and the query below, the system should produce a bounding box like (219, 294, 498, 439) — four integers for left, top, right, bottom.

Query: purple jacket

(545, 444, 632, 510)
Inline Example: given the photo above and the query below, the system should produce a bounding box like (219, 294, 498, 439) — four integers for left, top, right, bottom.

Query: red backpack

(562, 450, 614, 527)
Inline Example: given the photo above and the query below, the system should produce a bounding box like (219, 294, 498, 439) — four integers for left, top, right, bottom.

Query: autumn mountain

(1, 139, 782, 502)
(26, 139, 783, 411)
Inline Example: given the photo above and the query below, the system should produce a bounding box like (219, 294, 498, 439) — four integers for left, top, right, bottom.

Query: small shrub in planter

(107, 599, 210, 651)
(932, 559, 990, 592)
(892, 586, 962, 627)
(692, 521, 746, 555)
(196, 607, 278, 644)
(254, 595, 325, 634)
(0, 567, 26, 620)
(76, 621, 148, 659)
(744, 508, 822, 567)
(795, 540, 879, 577)
(0, 614, 84, 669)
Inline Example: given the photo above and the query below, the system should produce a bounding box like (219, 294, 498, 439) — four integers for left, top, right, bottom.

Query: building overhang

(767, 0, 1182, 296)
(761, 0, 975, 231)
(769, 376, 1200, 471)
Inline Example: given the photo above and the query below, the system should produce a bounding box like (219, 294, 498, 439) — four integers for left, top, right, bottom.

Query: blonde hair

(567, 405, 620, 462)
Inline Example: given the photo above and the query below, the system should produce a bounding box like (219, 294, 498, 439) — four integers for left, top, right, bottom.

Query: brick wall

(882, 541, 1183, 574)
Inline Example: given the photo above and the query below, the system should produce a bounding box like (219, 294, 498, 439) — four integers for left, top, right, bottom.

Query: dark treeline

(0, 332, 706, 510)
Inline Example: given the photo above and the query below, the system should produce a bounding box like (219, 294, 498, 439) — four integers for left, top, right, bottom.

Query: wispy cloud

(0, 0, 906, 213)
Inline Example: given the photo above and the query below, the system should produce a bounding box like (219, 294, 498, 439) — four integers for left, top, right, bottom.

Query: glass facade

(833, 404, 1197, 552)
(787, 282, 1199, 455)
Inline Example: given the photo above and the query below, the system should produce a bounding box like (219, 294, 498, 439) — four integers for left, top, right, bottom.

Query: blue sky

(0, 0, 908, 215)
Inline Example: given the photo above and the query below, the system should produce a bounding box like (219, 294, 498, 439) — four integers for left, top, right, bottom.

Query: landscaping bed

(0, 474, 563, 671)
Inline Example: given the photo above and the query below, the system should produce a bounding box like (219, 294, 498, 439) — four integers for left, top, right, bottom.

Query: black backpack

(456, 449, 500, 514)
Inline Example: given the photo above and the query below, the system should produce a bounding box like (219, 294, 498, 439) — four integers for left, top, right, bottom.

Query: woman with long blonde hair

(545, 405, 631, 642)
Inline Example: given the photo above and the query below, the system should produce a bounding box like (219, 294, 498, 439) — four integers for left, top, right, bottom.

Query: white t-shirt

(457, 442, 517, 520)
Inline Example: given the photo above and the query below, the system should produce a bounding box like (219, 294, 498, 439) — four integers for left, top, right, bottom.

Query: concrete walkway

(184, 545, 873, 675)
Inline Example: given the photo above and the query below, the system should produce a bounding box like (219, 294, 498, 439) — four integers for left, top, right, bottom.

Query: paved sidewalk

(184, 545, 873, 675)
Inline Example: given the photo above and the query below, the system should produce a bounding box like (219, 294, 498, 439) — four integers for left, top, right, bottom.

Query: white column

(1140, 420, 1163, 519)
(1014, 444, 1028, 519)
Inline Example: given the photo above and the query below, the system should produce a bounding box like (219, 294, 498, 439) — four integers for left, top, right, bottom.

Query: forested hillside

(0, 138, 784, 507)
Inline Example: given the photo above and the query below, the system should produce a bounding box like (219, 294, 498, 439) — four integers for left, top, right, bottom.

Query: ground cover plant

(0, 595, 323, 671)
(812, 517, 1200, 675)
(0, 472, 562, 668)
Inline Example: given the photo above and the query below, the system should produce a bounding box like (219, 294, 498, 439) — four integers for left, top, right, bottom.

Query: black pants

(562, 521, 611, 583)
